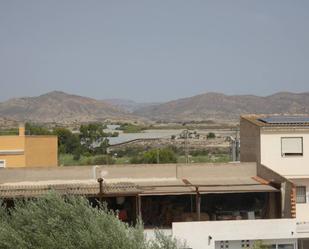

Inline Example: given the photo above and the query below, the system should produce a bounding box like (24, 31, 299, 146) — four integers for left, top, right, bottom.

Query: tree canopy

(25, 122, 113, 159)
(25, 122, 51, 135)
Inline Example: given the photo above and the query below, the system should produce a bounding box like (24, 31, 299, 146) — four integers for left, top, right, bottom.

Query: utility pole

(184, 129, 189, 164)
(236, 127, 240, 161)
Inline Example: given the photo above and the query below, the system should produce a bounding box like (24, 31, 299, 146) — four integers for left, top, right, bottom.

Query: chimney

(19, 124, 25, 136)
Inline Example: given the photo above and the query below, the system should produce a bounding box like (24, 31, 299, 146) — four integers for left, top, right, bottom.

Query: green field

(177, 154, 230, 163)
(59, 153, 230, 166)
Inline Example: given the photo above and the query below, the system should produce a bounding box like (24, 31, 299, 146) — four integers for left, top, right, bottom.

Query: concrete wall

(172, 219, 297, 249)
(176, 162, 257, 180)
(240, 118, 261, 162)
(25, 136, 58, 167)
(0, 166, 96, 183)
(94, 162, 257, 181)
(260, 131, 309, 177)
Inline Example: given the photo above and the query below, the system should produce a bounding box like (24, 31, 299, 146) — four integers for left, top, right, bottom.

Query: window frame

(281, 137, 303, 157)
(296, 186, 307, 204)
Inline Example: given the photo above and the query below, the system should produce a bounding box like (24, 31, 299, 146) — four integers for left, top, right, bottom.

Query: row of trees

(26, 123, 113, 160)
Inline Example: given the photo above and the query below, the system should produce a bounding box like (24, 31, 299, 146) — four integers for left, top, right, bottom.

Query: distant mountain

(133, 92, 309, 122)
(0, 91, 132, 123)
(104, 98, 159, 112)
(1, 91, 309, 124)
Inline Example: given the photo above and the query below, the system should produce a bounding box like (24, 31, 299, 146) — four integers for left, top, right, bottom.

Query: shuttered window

(281, 137, 303, 156)
(296, 186, 306, 203)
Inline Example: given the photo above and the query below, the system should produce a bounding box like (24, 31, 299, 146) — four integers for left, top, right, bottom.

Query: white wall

(260, 132, 309, 177)
(172, 219, 297, 249)
(291, 179, 309, 222)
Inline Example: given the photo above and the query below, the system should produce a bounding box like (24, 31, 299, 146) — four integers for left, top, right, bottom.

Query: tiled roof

(0, 181, 140, 198)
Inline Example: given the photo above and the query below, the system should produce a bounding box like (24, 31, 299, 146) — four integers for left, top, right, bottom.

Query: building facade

(0, 125, 58, 168)
(0, 163, 297, 249)
(240, 115, 309, 248)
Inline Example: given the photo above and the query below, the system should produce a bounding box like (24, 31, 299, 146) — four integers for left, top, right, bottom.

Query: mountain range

(0, 91, 132, 123)
(0, 91, 309, 124)
(133, 92, 309, 122)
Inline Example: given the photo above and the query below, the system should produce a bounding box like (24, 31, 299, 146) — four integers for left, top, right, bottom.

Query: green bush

(116, 123, 145, 133)
(0, 193, 184, 249)
(130, 147, 177, 164)
(92, 155, 115, 165)
(206, 132, 216, 139)
(113, 146, 148, 157)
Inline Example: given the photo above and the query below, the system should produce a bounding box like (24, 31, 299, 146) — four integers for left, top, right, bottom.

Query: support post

(137, 195, 142, 219)
(97, 177, 104, 205)
(196, 186, 201, 221)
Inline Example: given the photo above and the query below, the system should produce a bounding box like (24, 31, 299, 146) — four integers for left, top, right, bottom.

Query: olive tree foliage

(0, 193, 185, 249)
(252, 241, 269, 249)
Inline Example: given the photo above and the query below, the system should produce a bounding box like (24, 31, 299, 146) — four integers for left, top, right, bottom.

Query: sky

(0, 1, 309, 102)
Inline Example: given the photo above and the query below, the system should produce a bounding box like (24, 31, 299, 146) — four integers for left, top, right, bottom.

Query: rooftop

(241, 114, 309, 128)
(0, 163, 284, 198)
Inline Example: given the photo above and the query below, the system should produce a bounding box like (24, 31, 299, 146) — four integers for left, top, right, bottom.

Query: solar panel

(259, 116, 309, 124)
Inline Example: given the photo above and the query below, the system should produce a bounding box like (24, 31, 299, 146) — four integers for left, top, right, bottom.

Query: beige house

(0, 125, 58, 168)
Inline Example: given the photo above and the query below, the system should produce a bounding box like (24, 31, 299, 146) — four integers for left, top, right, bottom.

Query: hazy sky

(0, 1, 308, 102)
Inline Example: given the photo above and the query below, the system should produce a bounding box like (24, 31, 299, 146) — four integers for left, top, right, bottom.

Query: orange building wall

(0, 136, 25, 150)
(0, 135, 57, 168)
(25, 136, 58, 167)
(0, 136, 26, 167)
(0, 154, 25, 167)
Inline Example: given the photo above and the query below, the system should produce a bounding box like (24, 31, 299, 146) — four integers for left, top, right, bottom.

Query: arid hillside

(133, 92, 309, 122)
(0, 91, 132, 123)
(1, 91, 309, 124)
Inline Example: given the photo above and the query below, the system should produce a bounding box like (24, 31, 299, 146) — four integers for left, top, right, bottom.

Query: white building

(172, 219, 298, 249)
(240, 115, 309, 248)
(156, 115, 309, 249)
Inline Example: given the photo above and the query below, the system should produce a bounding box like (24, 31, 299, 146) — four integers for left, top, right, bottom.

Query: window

(220, 241, 229, 249)
(281, 137, 303, 156)
(0, 160, 5, 168)
(296, 186, 307, 203)
(241, 240, 250, 248)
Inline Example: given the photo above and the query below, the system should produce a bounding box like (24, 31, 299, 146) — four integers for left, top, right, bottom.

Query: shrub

(130, 147, 177, 164)
(92, 155, 115, 165)
(0, 193, 183, 249)
(207, 132, 216, 139)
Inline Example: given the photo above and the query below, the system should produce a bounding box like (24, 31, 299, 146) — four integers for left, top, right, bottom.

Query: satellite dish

(101, 171, 108, 178)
